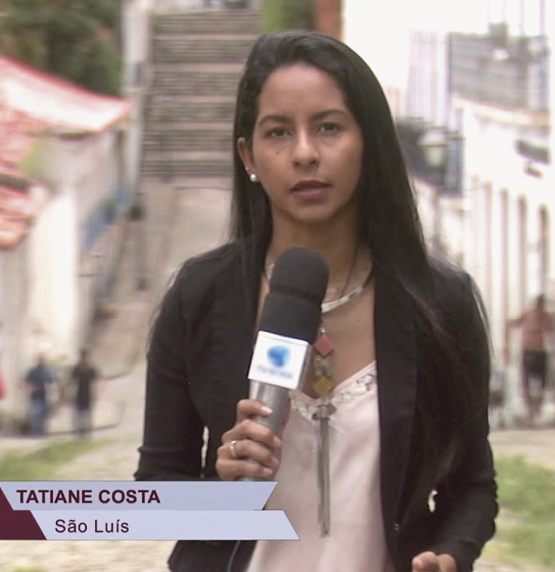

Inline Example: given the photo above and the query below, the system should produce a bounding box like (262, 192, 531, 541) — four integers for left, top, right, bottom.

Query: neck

(266, 228, 371, 295)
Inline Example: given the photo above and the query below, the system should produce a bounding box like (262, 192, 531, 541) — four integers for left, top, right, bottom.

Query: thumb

(412, 551, 439, 571)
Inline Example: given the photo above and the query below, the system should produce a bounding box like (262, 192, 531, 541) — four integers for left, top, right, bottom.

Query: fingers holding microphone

(216, 398, 282, 481)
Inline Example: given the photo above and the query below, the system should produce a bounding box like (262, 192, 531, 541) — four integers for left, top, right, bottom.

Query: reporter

(136, 31, 497, 572)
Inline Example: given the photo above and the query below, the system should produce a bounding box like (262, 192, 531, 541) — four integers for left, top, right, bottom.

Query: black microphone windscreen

(269, 247, 329, 305)
(259, 248, 329, 343)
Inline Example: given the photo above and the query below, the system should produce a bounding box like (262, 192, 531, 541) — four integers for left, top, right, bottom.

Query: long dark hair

(230, 31, 489, 520)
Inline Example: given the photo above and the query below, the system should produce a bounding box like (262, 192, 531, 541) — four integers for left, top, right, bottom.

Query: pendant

(314, 403, 334, 536)
(313, 324, 335, 396)
(314, 375, 335, 397)
(313, 332, 334, 356)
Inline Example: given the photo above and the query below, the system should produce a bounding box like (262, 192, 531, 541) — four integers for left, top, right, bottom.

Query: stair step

(144, 126, 233, 150)
(147, 121, 233, 131)
(145, 150, 231, 160)
(141, 151, 233, 177)
(152, 35, 256, 64)
(152, 68, 242, 95)
(153, 9, 260, 35)
(146, 96, 236, 123)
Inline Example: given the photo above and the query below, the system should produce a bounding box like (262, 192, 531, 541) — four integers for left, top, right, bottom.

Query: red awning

(0, 185, 41, 248)
(0, 111, 36, 174)
(0, 56, 131, 248)
(0, 56, 131, 133)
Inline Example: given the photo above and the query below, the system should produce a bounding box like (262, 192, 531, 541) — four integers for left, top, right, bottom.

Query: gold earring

(249, 173, 259, 183)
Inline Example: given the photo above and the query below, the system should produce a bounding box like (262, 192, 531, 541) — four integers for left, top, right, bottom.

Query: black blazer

(135, 241, 497, 572)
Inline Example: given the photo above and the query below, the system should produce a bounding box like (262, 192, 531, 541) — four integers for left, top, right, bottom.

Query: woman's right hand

(216, 399, 283, 481)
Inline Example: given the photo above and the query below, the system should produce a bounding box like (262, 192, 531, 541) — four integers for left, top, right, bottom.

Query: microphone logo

(267, 346, 291, 368)
(249, 332, 309, 390)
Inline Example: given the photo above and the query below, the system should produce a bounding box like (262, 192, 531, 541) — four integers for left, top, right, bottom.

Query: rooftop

(0, 56, 131, 248)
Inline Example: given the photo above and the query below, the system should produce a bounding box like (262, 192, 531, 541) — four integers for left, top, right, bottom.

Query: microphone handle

(238, 382, 289, 482)
(249, 381, 289, 434)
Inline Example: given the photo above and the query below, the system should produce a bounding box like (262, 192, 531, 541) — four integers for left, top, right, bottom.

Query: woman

(135, 31, 497, 572)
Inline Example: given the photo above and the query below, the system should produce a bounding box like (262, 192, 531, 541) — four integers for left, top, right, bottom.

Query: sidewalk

(87, 179, 179, 380)
(489, 427, 555, 472)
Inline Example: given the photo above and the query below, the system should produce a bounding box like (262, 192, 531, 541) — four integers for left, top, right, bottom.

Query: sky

(343, 0, 546, 92)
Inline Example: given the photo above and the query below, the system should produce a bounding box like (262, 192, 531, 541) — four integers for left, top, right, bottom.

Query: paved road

(0, 183, 553, 571)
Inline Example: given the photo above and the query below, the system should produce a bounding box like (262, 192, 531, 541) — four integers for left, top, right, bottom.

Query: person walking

(69, 348, 100, 439)
(24, 354, 56, 436)
(506, 294, 553, 425)
(136, 31, 497, 572)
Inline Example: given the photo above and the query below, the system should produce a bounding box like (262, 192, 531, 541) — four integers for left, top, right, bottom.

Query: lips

(291, 180, 329, 192)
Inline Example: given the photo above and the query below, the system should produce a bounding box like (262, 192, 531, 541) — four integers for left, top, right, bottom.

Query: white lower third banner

(0, 482, 298, 540)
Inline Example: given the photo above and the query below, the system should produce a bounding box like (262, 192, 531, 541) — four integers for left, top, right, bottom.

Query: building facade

(343, 0, 554, 419)
(0, 56, 130, 422)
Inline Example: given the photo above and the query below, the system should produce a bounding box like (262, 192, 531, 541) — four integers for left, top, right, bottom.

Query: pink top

(246, 362, 395, 572)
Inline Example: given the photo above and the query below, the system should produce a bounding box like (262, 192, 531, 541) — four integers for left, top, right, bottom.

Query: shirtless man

(506, 294, 553, 424)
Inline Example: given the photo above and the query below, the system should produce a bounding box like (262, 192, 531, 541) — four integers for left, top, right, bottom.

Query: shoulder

(155, 241, 248, 327)
(429, 259, 486, 330)
(174, 242, 243, 288)
(430, 258, 470, 292)
(430, 259, 474, 305)
(149, 241, 251, 361)
(429, 259, 491, 378)
(169, 242, 245, 304)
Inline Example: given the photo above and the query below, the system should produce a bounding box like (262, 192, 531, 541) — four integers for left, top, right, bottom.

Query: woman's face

(238, 63, 363, 233)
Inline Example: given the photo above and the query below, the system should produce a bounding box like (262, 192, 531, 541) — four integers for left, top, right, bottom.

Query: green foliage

(493, 456, 555, 566)
(19, 138, 48, 177)
(0, 0, 122, 96)
(0, 439, 103, 480)
(261, 0, 315, 32)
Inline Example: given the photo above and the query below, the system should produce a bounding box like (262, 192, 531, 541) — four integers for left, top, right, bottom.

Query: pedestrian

(488, 366, 507, 429)
(135, 31, 497, 572)
(505, 294, 553, 425)
(69, 348, 100, 439)
(24, 353, 56, 436)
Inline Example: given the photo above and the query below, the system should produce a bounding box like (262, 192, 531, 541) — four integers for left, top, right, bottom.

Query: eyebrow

(257, 108, 348, 127)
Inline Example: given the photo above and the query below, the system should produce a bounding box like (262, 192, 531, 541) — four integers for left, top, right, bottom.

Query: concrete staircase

(142, 8, 260, 180)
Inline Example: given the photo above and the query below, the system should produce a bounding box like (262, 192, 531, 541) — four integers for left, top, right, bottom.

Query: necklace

(264, 256, 373, 396)
(321, 280, 368, 314)
(264, 246, 370, 314)
(313, 272, 372, 396)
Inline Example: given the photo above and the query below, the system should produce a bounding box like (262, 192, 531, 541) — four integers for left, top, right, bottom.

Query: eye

(266, 127, 290, 138)
(318, 122, 342, 134)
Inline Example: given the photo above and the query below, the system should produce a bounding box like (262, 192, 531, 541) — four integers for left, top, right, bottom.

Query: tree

(0, 0, 122, 96)
(261, 0, 315, 32)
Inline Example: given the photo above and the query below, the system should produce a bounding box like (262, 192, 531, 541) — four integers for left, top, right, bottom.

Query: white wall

(23, 130, 127, 375)
(458, 100, 550, 338)
(0, 242, 33, 417)
(28, 188, 79, 361)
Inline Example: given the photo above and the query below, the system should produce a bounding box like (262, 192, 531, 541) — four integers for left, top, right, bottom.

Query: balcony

(449, 27, 548, 112)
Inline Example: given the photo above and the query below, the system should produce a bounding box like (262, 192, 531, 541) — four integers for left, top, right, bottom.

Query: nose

(291, 132, 319, 167)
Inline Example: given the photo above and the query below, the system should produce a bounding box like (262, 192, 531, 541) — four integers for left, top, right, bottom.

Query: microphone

(247, 247, 329, 438)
